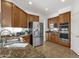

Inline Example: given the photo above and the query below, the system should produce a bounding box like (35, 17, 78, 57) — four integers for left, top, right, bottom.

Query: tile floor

(35, 41, 79, 58)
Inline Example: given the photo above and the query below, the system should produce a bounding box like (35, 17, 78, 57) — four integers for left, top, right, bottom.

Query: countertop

(1, 34, 30, 38)
(46, 31, 59, 34)
(0, 44, 45, 58)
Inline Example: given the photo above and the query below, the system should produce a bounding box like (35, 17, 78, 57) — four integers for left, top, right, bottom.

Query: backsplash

(0, 27, 30, 35)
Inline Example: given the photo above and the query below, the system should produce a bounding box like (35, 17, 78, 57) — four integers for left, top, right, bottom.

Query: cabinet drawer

(23, 35, 30, 43)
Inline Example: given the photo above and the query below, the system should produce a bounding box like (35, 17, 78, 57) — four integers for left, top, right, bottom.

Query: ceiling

(11, 0, 72, 16)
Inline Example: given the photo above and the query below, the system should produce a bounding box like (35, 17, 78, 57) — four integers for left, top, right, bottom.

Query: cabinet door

(51, 33, 58, 43)
(20, 10, 27, 28)
(12, 5, 20, 27)
(51, 34, 55, 42)
(29, 14, 34, 22)
(48, 33, 52, 41)
(23, 35, 30, 43)
(59, 14, 64, 23)
(53, 17, 59, 27)
(26, 14, 33, 28)
(2, 0, 12, 27)
(64, 12, 71, 23)
(59, 12, 71, 23)
(48, 18, 54, 28)
(33, 16, 39, 21)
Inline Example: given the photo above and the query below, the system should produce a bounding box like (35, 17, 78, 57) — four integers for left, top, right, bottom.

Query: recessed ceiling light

(61, 0, 66, 2)
(29, 1, 32, 5)
(45, 8, 48, 11)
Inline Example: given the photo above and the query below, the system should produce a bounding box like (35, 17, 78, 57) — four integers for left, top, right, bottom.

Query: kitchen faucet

(0, 29, 12, 47)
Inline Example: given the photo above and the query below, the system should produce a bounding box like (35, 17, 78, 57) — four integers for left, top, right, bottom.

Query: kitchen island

(0, 44, 45, 58)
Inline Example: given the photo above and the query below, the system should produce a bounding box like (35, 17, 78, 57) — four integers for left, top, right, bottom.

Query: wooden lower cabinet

(48, 32, 70, 48)
(48, 33, 58, 43)
(48, 33, 52, 41)
(23, 35, 30, 43)
(58, 39, 70, 47)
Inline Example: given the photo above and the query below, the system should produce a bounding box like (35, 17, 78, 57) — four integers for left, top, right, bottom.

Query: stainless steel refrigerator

(29, 22, 43, 47)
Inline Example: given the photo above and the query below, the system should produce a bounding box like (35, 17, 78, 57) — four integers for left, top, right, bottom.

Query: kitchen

(0, 0, 43, 47)
(0, 0, 79, 58)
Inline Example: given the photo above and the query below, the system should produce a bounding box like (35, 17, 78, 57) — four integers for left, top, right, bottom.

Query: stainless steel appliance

(59, 23, 69, 39)
(29, 22, 43, 47)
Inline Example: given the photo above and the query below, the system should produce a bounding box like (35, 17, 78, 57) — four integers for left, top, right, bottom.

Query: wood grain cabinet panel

(64, 12, 71, 23)
(1, 0, 12, 27)
(12, 5, 20, 27)
(59, 12, 71, 23)
(33, 16, 39, 21)
(1, 0, 39, 28)
(48, 18, 54, 28)
(19, 10, 27, 28)
(59, 14, 64, 23)
(48, 11, 71, 48)
(48, 33, 52, 41)
(23, 35, 30, 43)
(51, 34, 55, 42)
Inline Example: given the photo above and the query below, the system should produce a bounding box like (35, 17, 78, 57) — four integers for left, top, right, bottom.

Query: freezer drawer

(33, 38, 41, 47)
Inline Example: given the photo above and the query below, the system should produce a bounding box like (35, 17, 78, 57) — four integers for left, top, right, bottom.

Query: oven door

(59, 33, 68, 39)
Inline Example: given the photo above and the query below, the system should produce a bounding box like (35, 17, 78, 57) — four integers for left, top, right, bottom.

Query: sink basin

(4, 43, 29, 48)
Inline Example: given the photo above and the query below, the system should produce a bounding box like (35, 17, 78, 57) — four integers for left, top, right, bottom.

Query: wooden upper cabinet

(1, 0, 12, 27)
(53, 16, 59, 27)
(64, 12, 71, 23)
(27, 14, 39, 22)
(19, 10, 27, 28)
(12, 5, 28, 28)
(59, 11, 71, 23)
(29, 14, 34, 22)
(1, 0, 39, 28)
(33, 15, 39, 21)
(59, 14, 64, 23)
(12, 4, 20, 27)
(48, 16, 59, 28)
(48, 18, 53, 28)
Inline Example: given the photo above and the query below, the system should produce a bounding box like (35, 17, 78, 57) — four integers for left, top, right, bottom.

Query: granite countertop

(0, 44, 45, 58)
(46, 31, 59, 34)
(1, 34, 30, 38)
